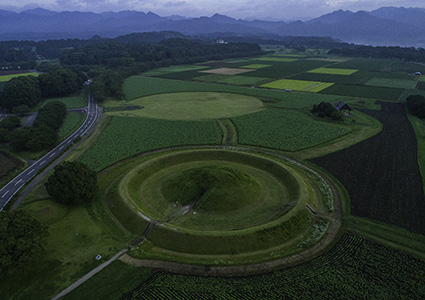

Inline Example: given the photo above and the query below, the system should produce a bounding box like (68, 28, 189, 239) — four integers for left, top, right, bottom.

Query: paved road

(0, 95, 98, 211)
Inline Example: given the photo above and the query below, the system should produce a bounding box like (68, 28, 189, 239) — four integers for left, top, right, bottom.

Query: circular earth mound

(120, 149, 301, 231)
(161, 165, 262, 212)
(104, 148, 337, 263)
(110, 92, 264, 120)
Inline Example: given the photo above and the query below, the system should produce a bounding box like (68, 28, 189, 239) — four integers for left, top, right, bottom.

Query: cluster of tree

(0, 69, 86, 112)
(406, 95, 425, 118)
(0, 41, 37, 69)
(311, 102, 343, 120)
(61, 38, 262, 101)
(0, 116, 20, 143)
(328, 45, 425, 63)
(45, 161, 98, 204)
(0, 33, 262, 103)
(10, 101, 66, 152)
(0, 210, 49, 275)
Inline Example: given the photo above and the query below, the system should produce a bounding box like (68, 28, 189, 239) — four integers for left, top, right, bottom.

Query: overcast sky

(2, 0, 425, 20)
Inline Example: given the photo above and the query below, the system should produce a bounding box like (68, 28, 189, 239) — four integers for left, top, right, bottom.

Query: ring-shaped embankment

(105, 148, 336, 261)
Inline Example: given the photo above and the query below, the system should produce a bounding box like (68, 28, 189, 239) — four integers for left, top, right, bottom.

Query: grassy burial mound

(101, 148, 337, 264)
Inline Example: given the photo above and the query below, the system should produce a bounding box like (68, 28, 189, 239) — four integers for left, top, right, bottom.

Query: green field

(123, 76, 342, 109)
(193, 74, 268, 85)
(110, 92, 264, 120)
(122, 234, 425, 299)
(308, 67, 358, 75)
(0, 72, 39, 82)
(319, 83, 404, 101)
(79, 116, 222, 171)
(232, 109, 351, 151)
(58, 112, 85, 139)
(37, 95, 87, 109)
(255, 57, 299, 62)
(365, 77, 418, 89)
(260, 79, 334, 93)
(141, 65, 209, 77)
(241, 64, 271, 69)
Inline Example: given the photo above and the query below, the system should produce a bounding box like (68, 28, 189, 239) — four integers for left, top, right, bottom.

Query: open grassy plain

(7, 52, 425, 300)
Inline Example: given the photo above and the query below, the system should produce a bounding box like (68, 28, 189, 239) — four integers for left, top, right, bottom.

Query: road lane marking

(14, 179, 22, 186)
(2, 191, 9, 198)
(59, 146, 64, 150)
(41, 160, 46, 165)
(28, 169, 35, 175)
(50, 153, 55, 157)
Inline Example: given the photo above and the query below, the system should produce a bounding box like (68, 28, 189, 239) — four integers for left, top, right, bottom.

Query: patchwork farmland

(8, 51, 425, 300)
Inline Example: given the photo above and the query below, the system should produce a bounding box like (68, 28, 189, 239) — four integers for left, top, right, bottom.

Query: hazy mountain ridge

(1, 7, 424, 46)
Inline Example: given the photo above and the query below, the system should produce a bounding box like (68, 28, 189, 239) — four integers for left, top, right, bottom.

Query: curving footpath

(0, 94, 98, 211)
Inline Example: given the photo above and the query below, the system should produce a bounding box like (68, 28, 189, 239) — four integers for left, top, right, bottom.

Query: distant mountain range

(1, 6, 425, 47)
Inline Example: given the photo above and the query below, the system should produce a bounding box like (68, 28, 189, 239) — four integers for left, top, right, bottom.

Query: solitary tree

(45, 161, 98, 204)
(0, 210, 48, 274)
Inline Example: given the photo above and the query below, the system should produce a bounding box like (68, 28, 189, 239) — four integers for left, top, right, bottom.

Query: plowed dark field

(311, 102, 425, 235)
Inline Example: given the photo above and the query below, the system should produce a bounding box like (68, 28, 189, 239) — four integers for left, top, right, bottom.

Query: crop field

(123, 76, 342, 109)
(0, 72, 39, 82)
(365, 77, 418, 89)
(141, 65, 209, 77)
(241, 64, 270, 69)
(193, 74, 268, 85)
(254, 57, 299, 62)
(312, 102, 425, 235)
(308, 67, 358, 75)
(290, 72, 369, 85)
(232, 109, 351, 151)
(319, 83, 404, 101)
(243, 60, 330, 78)
(79, 116, 222, 171)
(199, 68, 254, 75)
(418, 75, 425, 82)
(260, 79, 334, 93)
(122, 234, 425, 299)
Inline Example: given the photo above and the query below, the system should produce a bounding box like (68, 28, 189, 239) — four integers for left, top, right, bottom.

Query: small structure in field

(335, 101, 352, 112)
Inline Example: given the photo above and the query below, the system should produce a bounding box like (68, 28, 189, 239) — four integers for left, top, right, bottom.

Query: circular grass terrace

(101, 148, 338, 265)
(108, 92, 264, 120)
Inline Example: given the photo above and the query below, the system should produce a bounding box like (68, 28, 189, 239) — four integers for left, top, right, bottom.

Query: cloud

(164, 1, 187, 8)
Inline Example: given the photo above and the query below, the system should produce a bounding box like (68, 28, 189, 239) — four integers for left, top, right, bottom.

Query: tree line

(406, 95, 425, 118)
(0, 69, 86, 112)
(328, 45, 425, 63)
